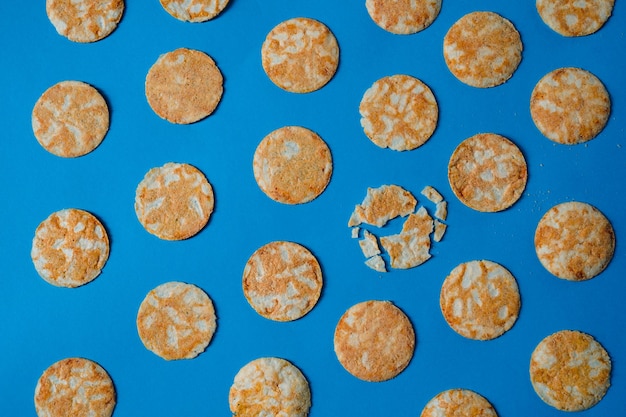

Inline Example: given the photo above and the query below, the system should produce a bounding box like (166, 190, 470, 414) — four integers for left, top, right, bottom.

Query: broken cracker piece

(365, 255, 386, 273)
(434, 220, 447, 242)
(380, 207, 434, 269)
(359, 230, 381, 258)
(435, 201, 448, 221)
(348, 185, 417, 227)
(351, 227, 360, 239)
(421, 185, 443, 204)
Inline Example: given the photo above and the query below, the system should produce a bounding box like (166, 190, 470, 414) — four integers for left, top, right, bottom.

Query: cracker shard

(348, 184, 417, 227)
(359, 230, 381, 258)
(380, 206, 433, 269)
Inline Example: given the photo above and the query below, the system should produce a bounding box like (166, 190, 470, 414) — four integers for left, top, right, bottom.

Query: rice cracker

(160, 0, 229, 22)
(46, 0, 124, 43)
(360, 74, 438, 151)
(530, 330, 611, 411)
(380, 206, 433, 269)
(35, 357, 116, 417)
(420, 389, 497, 417)
(537, 0, 614, 37)
(444, 11, 522, 88)
(348, 184, 417, 227)
(535, 201, 614, 281)
(32, 81, 109, 158)
(366, 0, 441, 34)
(136, 281, 217, 360)
(243, 241, 323, 322)
(261, 17, 339, 93)
(334, 300, 415, 382)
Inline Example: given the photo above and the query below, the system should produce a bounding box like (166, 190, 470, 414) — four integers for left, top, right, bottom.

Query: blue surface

(1, 1, 625, 416)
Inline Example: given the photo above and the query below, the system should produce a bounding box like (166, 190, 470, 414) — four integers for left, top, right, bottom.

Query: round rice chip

(536, 0, 614, 37)
(261, 17, 339, 93)
(420, 389, 497, 417)
(160, 0, 229, 22)
(530, 67, 610, 145)
(243, 241, 323, 322)
(253, 126, 332, 204)
(145, 48, 223, 124)
(365, 0, 442, 34)
(530, 330, 611, 411)
(46, 0, 124, 43)
(448, 133, 527, 212)
(136, 281, 217, 360)
(359, 74, 438, 151)
(32, 81, 109, 158)
(229, 357, 311, 417)
(35, 357, 116, 417)
(535, 201, 614, 281)
(31, 208, 109, 288)
(440, 260, 520, 341)
(443, 11, 522, 88)
(334, 300, 415, 382)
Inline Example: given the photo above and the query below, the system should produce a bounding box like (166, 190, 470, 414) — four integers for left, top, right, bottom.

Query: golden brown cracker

(379, 207, 433, 269)
(348, 184, 417, 227)
(420, 389, 497, 417)
(160, 0, 229, 22)
(46, 0, 124, 42)
(536, 0, 614, 37)
(366, 0, 441, 34)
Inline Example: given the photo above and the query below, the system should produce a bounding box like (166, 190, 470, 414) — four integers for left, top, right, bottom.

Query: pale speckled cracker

(359, 230, 381, 258)
(334, 300, 415, 382)
(135, 162, 214, 240)
(530, 67, 610, 145)
(243, 241, 323, 322)
(46, 0, 124, 43)
(380, 206, 433, 269)
(365, 255, 386, 273)
(160, 0, 229, 22)
(535, 201, 614, 281)
(366, 0, 441, 34)
(262, 17, 339, 93)
(31, 208, 109, 288)
(537, 0, 614, 37)
(448, 133, 527, 212)
(348, 184, 417, 227)
(136, 281, 216, 360)
(253, 126, 332, 204)
(32, 81, 109, 158)
(35, 357, 116, 417)
(420, 389, 497, 417)
(421, 185, 443, 204)
(229, 357, 311, 417)
(145, 48, 223, 124)
(444, 11, 522, 88)
(440, 260, 520, 340)
(360, 74, 438, 151)
(530, 330, 611, 411)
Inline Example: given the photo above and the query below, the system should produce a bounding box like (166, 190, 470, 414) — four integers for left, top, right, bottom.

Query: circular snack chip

(530, 330, 611, 411)
(535, 201, 614, 281)
(229, 357, 311, 417)
(253, 126, 332, 204)
(443, 11, 522, 88)
(536, 0, 614, 37)
(448, 133, 527, 212)
(160, 0, 229, 22)
(359, 74, 438, 151)
(261, 17, 339, 93)
(334, 300, 415, 382)
(365, 0, 442, 34)
(32, 81, 109, 158)
(31, 208, 109, 288)
(243, 241, 323, 322)
(136, 281, 217, 360)
(135, 162, 214, 240)
(440, 260, 520, 340)
(420, 389, 497, 417)
(35, 357, 116, 417)
(46, 0, 124, 43)
(530, 67, 610, 145)
(145, 48, 223, 124)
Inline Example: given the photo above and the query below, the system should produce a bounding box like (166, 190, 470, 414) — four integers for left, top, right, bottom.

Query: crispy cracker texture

(536, 0, 614, 37)
(366, 0, 441, 34)
(46, 0, 124, 43)
(420, 389, 497, 417)
(160, 0, 229, 22)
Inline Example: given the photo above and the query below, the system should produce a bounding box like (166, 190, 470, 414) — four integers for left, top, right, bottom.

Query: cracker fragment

(160, 0, 229, 22)
(365, 255, 387, 273)
(46, 0, 124, 43)
(420, 389, 497, 417)
(351, 227, 360, 239)
(380, 207, 433, 269)
(433, 220, 447, 242)
(435, 201, 448, 221)
(359, 230, 381, 258)
(421, 185, 443, 204)
(536, 0, 614, 37)
(348, 185, 417, 227)
(366, 0, 441, 34)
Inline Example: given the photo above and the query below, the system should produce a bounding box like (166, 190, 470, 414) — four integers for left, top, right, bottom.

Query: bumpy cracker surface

(136, 281, 216, 360)
(348, 184, 417, 227)
(380, 206, 433, 269)
(32, 81, 109, 158)
(253, 126, 332, 204)
(262, 17, 339, 93)
(229, 357, 311, 417)
(243, 241, 323, 322)
(35, 357, 116, 417)
(135, 162, 214, 240)
(360, 74, 438, 151)
(46, 0, 124, 42)
(444, 11, 522, 88)
(440, 260, 520, 340)
(535, 201, 614, 281)
(160, 0, 229, 22)
(530, 67, 610, 145)
(537, 0, 614, 37)
(334, 300, 415, 382)
(420, 389, 497, 417)
(366, 0, 441, 34)
(145, 48, 223, 124)
(448, 133, 527, 212)
(530, 330, 611, 411)
(31, 208, 109, 288)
